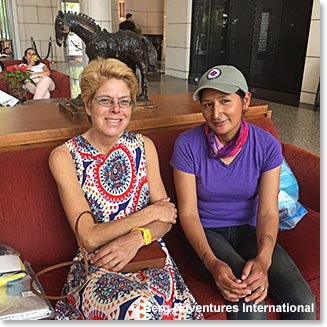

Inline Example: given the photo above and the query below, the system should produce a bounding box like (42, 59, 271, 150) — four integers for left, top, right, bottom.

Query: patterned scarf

(205, 118, 249, 158)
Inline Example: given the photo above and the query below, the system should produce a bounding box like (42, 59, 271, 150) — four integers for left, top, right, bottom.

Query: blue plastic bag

(278, 159, 308, 230)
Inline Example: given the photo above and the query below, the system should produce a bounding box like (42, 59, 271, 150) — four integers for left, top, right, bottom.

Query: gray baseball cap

(192, 65, 248, 101)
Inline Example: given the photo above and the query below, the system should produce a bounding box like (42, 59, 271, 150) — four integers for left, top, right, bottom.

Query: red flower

(6, 65, 15, 72)
(19, 65, 28, 72)
(1, 65, 35, 87)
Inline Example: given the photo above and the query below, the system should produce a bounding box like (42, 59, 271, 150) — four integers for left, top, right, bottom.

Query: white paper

(0, 262, 54, 320)
(0, 90, 19, 107)
(0, 254, 22, 274)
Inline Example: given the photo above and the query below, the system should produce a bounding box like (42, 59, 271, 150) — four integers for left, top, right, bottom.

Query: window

(0, 0, 13, 58)
(0, 0, 9, 39)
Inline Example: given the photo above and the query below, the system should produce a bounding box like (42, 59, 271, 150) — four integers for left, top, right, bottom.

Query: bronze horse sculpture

(55, 11, 158, 101)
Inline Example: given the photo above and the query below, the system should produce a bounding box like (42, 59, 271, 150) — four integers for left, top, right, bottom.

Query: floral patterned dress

(54, 131, 203, 320)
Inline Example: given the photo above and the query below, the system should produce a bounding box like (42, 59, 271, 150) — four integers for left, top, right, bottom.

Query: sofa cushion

(146, 128, 189, 203)
(282, 143, 320, 212)
(0, 147, 77, 266)
(277, 208, 319, 282)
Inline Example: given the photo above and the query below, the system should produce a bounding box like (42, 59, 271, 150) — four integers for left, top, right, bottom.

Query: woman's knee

(39, 76, 54, 88)
(205, 236, 245, 278)
(24, 82, 36, 94)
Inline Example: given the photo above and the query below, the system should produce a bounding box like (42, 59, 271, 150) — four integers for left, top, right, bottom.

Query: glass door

(188, 0, 313, 105)
(189, 0, 229, 84)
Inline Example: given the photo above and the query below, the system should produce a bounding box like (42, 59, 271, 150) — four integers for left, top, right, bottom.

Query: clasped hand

(91, 230, 142, 272)
(149, 197, 177, 224)
(241, 257, 269, 304)
(212, 257, 269, 304)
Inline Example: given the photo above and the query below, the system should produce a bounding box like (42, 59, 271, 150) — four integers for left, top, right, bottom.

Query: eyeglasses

(92, 96, 134, 109)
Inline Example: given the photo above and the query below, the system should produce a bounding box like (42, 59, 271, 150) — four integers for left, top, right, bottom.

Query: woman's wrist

(142, 204, 158, 224)
(130, 229, 145, 248)
(256, 253, 272, 270)
(201, 251, 218, 271)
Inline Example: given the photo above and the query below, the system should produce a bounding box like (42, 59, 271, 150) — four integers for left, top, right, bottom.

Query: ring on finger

(260, 286, 265, 292)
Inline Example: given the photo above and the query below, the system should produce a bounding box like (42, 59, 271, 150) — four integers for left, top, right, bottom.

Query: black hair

(126, 13, 133, 19)
(198, 89, 203, 101)
(22, 47, 40, 65)
(235, 89, 246, 100)
(198, 88, 245, 102)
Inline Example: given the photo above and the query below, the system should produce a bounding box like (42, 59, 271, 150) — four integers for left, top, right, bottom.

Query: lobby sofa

(0, 117, 319, 320)
(0, 59, 71, 99)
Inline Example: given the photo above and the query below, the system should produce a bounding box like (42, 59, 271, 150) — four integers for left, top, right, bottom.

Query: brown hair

(80, 58, 138, 105)
(22, 47, 40, 66)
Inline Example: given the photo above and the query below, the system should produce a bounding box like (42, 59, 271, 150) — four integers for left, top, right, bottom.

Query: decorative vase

(8, 84, 26, 104)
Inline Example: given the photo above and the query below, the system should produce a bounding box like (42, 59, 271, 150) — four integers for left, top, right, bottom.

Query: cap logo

(207, 68, 221, 80)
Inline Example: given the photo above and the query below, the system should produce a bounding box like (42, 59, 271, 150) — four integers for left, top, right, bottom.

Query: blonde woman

(49, 58, 203, 320)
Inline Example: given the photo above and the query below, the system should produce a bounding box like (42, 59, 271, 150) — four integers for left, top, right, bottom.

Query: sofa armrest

(50, 69, 71, 98)
(282, 142, 320, 212)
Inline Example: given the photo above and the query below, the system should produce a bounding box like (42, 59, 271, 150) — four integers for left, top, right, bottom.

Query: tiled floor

(53, 62, 320, 155)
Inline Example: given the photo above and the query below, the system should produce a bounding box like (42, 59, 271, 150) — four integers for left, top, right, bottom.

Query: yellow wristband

(131, 227, 152, 245)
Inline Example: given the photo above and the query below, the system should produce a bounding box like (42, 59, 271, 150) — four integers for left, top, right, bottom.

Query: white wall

(300, 0, 320, 105)
(79, 0, 112, 63)
(80, 0, 111, 31)
(13, 0, 59, 61)
(111, 0, 164, 35)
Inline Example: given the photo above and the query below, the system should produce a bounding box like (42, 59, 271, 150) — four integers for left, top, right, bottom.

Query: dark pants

(203, 225, 316, 320)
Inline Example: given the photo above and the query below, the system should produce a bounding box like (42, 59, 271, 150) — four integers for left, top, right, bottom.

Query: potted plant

(1, 65, 36, 103)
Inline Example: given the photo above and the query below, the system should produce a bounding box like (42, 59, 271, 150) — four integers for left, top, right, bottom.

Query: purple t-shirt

(170, 123, 283, 228)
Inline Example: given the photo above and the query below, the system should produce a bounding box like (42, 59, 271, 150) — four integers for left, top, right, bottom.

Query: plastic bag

(278, 159, 308, 230)
(0, 244, 26, 287)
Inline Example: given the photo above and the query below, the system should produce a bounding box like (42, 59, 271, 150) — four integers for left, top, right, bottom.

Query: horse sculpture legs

(137, 63, 148, 102)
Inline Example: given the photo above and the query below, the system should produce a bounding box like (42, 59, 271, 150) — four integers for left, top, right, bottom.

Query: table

(0, 99, 89, 151)
(0, 94, 271, 151)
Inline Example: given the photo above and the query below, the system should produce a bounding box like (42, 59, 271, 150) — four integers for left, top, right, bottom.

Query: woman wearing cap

(170, 65, 315, 320)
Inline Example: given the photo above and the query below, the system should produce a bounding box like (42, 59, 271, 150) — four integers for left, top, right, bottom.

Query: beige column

(300, 0, 320, 105)
(79, 0, 112, 62)
(165, 0, 192, 79)
(79, 0, 112, 31)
